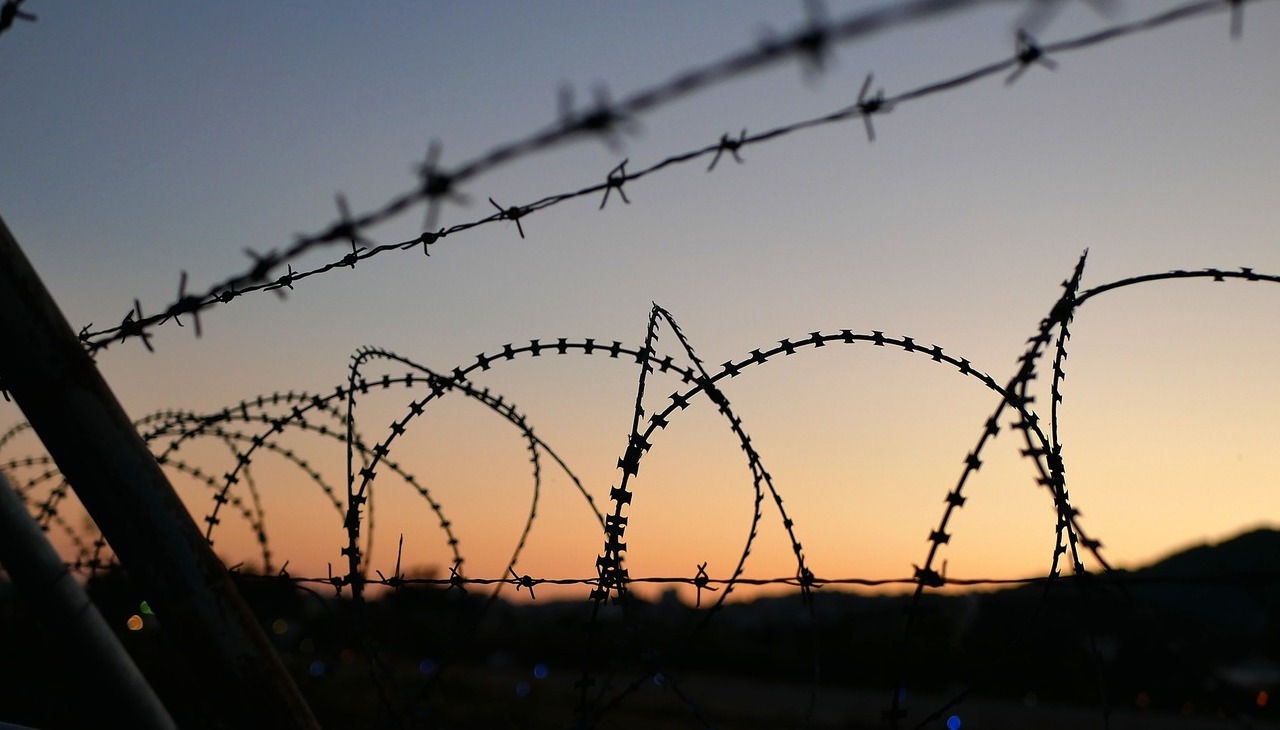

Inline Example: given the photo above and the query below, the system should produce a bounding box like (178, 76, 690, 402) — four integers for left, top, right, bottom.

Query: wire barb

(0, 0, 35, 34)
(693, 562, 717, 608)
(707, 129, 748, 172)
(1229, 0, 1245, 39)
(794, 0, 833, 75)
(856, 73, 892, 142)
(488, 197, 528, 239)
(119, 299, 154, 352)
(448, 561, 466, 593)
(598, 159, 631, 210)
(417, 141, 467, 230)
(558, 83, 635, 151)
(1007, 29, 1058, 85)
(508, 567, 537, 600)
(334, 194, 370, 269)
(165, 271, 204, 337)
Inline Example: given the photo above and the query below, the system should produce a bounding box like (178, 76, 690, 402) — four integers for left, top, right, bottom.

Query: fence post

(0, 216, 319, 729)
(0, 470, 178, 729)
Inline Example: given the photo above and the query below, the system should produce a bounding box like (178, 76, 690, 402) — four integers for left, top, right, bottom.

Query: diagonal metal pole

(0, 216, 319, 729)
(0, 470, 177, 729)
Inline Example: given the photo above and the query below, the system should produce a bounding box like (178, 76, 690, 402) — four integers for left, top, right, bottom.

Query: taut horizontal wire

(136, 569, 1280, 593)
(76, 0, 1268, 352)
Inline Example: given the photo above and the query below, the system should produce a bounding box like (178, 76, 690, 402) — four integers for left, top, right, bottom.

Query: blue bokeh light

(308, 660, 326, 677)
(533, 663, 549, 680)
(515, 681, 531, 698)
(946, 715, 961, 730)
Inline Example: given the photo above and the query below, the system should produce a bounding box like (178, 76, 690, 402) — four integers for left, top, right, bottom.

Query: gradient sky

(2, 1, 1278, 601)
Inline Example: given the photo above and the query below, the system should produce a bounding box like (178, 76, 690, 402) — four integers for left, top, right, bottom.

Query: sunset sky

(1, 1, 1278, 602)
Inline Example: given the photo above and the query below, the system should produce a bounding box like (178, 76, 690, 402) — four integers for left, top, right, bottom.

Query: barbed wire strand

(3, 1, 1277, 721)
(10, 267, 1280, 724)
(74, 0, 1269, 354)
(0, 0, 35, 38)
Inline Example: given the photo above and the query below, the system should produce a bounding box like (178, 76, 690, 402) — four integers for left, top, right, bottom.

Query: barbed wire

(204, 568, 1280, 593)
(0, 0, 35, 38)
(5, 2, 1279, 726)
(73, 0, 1268, 354)
(8, 264, 1280, 726)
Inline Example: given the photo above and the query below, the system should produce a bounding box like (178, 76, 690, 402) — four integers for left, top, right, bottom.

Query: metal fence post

(0, 470, 178, 729)
(0, 216, 319, 729)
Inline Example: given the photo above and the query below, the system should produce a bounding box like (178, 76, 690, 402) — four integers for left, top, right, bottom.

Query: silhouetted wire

(75, 0, 1270, 353)
(884, 253, 1085, 728)
(11, 267, 1280, 726)
(6, 2, 1280, 725)
(0, 0, 35, 37)
(181, 570, 1280, 591)
(336, 346, 604, 719)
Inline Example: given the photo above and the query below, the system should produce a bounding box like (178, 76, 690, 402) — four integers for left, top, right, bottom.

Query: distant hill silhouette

(1131, 527, 1280, 635)
(676, 527, 1280, 715)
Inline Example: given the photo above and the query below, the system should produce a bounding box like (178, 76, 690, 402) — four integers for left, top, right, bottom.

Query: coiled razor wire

(5, 261, 1280, 726)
